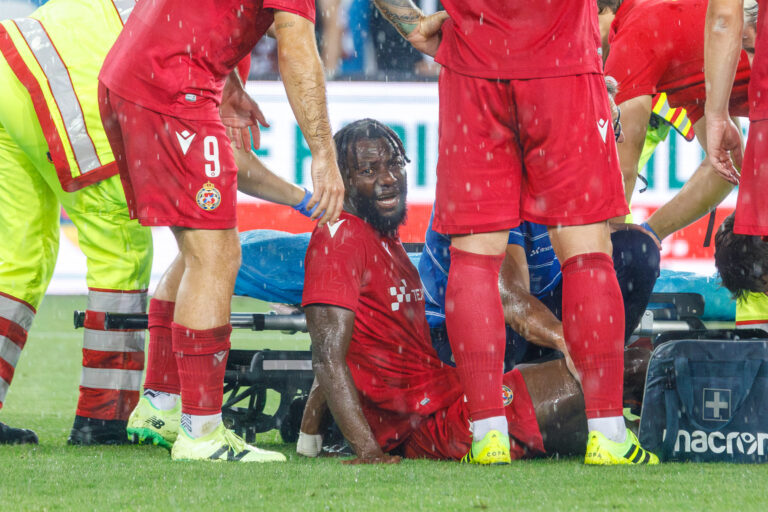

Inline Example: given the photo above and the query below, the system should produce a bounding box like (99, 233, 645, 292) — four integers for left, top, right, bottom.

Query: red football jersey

(750, 0, 768, 120)
(302, 212, 462, 452)
(99, 0, 314, 120)
(434, 0, 602, 80)
(605, 0, 751, 124)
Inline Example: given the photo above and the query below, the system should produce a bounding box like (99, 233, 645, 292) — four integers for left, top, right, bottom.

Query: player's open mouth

(376, 193, 400, 209)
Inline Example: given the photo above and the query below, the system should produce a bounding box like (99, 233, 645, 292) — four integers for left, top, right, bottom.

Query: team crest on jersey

(502, 385, 514, 407)
(196, 181, 221, 211)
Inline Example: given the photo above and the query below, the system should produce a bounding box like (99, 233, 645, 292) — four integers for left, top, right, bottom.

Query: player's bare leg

(171, 227, 238, 441)
(166, 227, 284, 461)
(521, 347, 650, 456)
(448, 230, 511, 464)
(548, 222, 657, 464)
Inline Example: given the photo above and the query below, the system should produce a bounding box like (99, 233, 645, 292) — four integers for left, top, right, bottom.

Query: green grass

(1, 296, 767, 511)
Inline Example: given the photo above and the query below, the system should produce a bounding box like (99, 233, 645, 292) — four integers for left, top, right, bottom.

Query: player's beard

(353, 182, 408, 237)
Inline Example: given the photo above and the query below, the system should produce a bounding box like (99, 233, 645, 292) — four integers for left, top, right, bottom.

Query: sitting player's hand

(342, 454, 401, 465)
(406, 11, 450, 57)
(296, 431, 323, 457)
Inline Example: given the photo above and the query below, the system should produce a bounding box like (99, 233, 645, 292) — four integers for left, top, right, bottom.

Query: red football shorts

(433, 68, 628, 235)
(99, 82, 237, 229)
(734, 118, 768, 236)
(401, 369, 545, 460)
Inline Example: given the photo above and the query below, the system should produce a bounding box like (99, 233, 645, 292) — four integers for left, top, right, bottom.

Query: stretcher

(72, 230, 744, 443)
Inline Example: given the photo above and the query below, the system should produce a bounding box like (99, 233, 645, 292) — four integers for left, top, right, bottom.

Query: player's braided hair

(714, 214, 768, 301)
(333, 119, 410, 178)
(597, 0, 621, 13)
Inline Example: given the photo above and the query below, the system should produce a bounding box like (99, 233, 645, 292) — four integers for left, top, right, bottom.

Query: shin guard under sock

(561, 253, 625, 419)
(445, 247, 506, 423)
(172, 323, 231, 416)
(143, 299, 179, 394)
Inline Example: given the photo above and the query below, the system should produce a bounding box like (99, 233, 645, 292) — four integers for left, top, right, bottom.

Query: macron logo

(327, 219, 346, 238)
(597, 118, 609, 143)
(176, 130, 196, 155)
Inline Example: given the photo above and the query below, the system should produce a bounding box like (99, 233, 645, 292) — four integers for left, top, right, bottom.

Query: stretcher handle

(73, 311, 307, 332)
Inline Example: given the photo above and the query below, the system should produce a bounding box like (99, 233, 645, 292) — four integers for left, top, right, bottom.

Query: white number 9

(204, 136, 220, 177)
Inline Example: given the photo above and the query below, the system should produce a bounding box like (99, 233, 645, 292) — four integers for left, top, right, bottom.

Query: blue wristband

(640, 222, 661, 243)
(293, 188, 317, 218)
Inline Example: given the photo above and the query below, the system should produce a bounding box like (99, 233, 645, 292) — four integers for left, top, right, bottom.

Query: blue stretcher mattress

(235, 230, 735, 321)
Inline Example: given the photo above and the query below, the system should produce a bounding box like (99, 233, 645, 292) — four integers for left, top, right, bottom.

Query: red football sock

(143, 299, 178, 394)
(172, 323, 231, 416)
(445, 247, 506, 422)
(561, 253, 625, 419)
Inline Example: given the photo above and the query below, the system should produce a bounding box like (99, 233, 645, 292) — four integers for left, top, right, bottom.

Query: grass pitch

(1, 295, 767, 511)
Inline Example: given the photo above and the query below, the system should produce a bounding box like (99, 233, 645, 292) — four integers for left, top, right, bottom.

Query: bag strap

(673, 357, 763, 431)
(662, 366, 679, 458)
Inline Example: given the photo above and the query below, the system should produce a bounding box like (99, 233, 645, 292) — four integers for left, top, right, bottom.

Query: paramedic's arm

(644, 116, 737, 240)
(705, 0, 744, 183)
(234, 148, 312, 210)
(500, 245, 577, 380)
(614, 95, 653, 209)
(274, 11, 343, 225)
(305, 304, 400, 464)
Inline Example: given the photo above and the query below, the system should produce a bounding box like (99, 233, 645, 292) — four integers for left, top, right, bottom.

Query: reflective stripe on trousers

(80, 289, 146, 392)
(0, 294, 34, 405)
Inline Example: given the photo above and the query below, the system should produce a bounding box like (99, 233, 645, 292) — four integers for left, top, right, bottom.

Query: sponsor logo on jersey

(389, 278, 424, 311)
(176, 130, 196, 155)
(196, 181, 221, 211)
(502, 385, 514, 406)
(664, 429, 768, 456)
(597, 118, 609, 143)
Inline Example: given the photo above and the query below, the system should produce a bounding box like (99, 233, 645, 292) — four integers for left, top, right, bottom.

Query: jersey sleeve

(507, 227, 524, 247)
(263, 0, 316, 23)
(605, 20, 665, 106)
(302, 219, 365, 311)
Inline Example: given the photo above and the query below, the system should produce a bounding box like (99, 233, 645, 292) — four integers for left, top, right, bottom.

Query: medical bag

(639, 338, 768, 463)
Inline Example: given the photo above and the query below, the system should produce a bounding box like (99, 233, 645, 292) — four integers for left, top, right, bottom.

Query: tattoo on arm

(373, 0, 422, 36)
(275, 21, 295, 30)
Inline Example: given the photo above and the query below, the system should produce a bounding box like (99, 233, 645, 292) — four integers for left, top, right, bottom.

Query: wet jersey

(605, 0, 751, 123)
(434, 0, 602, 80)
(99, 0, 314, 120)
(302, 212, 462, 451)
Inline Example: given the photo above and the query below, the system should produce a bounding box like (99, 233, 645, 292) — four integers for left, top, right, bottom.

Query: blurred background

(1, 0, 736, 293)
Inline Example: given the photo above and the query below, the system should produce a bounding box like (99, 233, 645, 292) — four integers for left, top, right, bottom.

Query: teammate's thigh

(734, 119, 768, 236)
(0, 124, 59, 308)
(547, 222, 613, 262)
(106, 90, 237, 229)
(53, 172, 152, 291)
(433, 67, 522, 235)
(515, 73, 628, 226)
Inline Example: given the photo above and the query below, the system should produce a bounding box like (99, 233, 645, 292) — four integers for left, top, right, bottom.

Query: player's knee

(612, 229, 660, 280)
(182, 230, 241, 275)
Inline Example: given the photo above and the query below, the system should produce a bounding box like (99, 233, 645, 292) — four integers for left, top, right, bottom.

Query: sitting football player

(298, 119, 656, 465)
